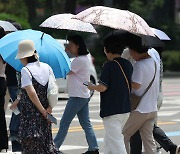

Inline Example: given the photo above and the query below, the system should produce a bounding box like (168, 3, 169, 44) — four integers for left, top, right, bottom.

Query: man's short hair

(103, 35, 126, 55)
(128, 36, 149, 54)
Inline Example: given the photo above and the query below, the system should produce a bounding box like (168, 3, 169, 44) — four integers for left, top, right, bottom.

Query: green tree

(0, 0, 28, 18)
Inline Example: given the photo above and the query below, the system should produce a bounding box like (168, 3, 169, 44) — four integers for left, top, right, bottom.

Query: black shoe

(170, 145, 177, 154)
(82, 150, 99, 154)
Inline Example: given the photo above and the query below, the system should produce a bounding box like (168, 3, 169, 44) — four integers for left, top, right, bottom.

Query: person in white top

(123, 48, 180, 154)
(54, 35, 99, 154)
(122, 38, 159, 154)
(15, 39, 60, 154)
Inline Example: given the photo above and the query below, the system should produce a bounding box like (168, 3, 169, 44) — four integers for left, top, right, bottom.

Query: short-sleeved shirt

(132, 57, 159, 113)
(21, 62, 55, 88)
(99, 57, 133, 118)
(67, 55, 90, 98)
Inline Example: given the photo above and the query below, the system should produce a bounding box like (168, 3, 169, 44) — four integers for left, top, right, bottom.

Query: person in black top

(5, 20, 22, 152)
(0, 27, 8, 152)
(87, 35, 133, 154)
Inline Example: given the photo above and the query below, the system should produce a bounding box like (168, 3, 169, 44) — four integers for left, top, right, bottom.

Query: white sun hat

(15, 39, 36, 59)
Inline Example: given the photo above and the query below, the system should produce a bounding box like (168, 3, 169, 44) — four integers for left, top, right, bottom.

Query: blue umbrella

(0, 29, 71, 78)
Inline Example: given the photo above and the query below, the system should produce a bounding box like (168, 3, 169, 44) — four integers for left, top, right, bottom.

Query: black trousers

(130, 125, 177, 154)
(0, 77, 8, 150)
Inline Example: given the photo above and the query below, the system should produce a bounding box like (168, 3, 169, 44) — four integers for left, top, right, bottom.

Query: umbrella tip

(41, 32, 45, 39)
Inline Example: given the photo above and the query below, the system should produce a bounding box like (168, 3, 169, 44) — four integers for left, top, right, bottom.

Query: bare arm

(24, 85, 47, 116)
(132, 82, 141, 90)
(88, 83, 107, 92)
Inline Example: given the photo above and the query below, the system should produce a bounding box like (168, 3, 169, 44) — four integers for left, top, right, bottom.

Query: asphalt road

(3, 77, 180, 154)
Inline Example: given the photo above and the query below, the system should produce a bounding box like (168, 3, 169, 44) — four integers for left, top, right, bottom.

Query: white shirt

(148, 48, 160, 67)
(121, 48, 136, 65)
(132, 58, 159, 113)
(68, 55, 90, 98)
(0, 56, 6, 78)
(21, 62, 55, 88)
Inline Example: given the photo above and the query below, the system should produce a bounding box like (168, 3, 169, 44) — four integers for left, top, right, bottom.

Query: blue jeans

(8, 86, 20, 132)
(54, 97, 98, 151)
(8, 86, 22, 152)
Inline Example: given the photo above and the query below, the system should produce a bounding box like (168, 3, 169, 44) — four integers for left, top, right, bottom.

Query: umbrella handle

(41, 32, 45, 46)
(41, 32, 45, 39)
(65, 30, 70, 43)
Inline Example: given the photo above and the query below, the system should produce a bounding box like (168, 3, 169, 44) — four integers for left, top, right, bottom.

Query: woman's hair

(68, 35, 89, 56)
(103, 35, 126, 54)
(0, 26, 6, 39)
(27, 50, 38, 63)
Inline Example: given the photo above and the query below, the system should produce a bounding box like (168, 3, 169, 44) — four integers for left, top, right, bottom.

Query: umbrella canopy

(109, 30, 164, 47)
(0, 20, 17, 32)
(73, 6, 154, 36)
(40, 13, 97, 33)
(0, 29, 71, 78)
(151, 27, 171, 40)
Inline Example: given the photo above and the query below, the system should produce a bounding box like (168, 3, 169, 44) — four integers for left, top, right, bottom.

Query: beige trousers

(122, 111, 157, 154)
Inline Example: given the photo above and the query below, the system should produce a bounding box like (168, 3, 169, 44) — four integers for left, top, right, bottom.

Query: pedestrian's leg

(104, 132, 112, 154)
(54, 97, 86, 148)
(153, 124, 177, 153)
(0, 78, 8, 150)
(103, 114, 129, 154)
(8, 86, 22, 152)
(8, 86, 18, 101)
(77, 98, 98, 151)
(130, 131, 142, 154)
(139, 113, 156, 154)
(123, 111, 146, 154)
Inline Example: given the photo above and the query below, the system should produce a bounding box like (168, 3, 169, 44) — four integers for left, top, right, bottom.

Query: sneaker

(82, 150, 99, 154)
(176, 145, 180, 154)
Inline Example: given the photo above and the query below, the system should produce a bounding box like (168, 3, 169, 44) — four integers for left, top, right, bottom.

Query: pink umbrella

(73, 6, 154, 36)
(40, 13, 97, 33)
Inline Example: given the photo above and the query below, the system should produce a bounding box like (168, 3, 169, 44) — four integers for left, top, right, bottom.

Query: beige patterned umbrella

(73, 6, 154, 36)
(40, 13, 97, 33)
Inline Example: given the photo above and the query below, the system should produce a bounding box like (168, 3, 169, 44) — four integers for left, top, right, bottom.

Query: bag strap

(25, 67, 33, 78)
(114, 60, 157, 97)
(113, 60, 130, 93)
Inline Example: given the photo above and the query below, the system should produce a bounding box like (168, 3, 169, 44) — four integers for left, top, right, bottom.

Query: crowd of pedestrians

(0, 21, 180, 154)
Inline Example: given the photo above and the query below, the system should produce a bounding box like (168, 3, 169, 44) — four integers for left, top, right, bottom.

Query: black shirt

(5, 64, 18, 87)
(99, 57, 133, 118)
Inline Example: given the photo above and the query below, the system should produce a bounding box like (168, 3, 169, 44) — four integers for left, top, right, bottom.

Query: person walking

(16, 39, 60, 154)
(87, 35, 133, 154)
(122, 38, 159, 154)
(5, 20, 22, 152)
(54, 35, 99, 154)
(129, 48, 180, 154)
(0, 26, 8, 152)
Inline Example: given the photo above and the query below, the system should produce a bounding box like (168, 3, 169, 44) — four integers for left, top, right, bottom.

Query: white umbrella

(40, 13, 97, 33)
(73, 6, 154, 36)
(0, 20, 17, 32)
(151, 27, 171, 40)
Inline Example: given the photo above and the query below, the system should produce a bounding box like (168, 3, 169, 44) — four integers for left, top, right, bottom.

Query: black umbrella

(107, 30, 165, 48)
